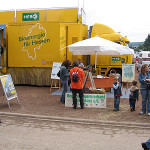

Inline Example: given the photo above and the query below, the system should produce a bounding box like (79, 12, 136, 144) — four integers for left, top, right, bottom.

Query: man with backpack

(70, 61, 85, 109)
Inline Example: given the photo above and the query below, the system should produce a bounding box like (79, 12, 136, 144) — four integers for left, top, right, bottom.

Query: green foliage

(143, 34, 150, 51)
(131, 34, 150, 52)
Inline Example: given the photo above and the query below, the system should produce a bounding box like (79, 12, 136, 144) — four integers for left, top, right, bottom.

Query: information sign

(65, 93, 106, 108)
(122, 64, 135, 82)
(0, 74, 17, 101)
(51, 62, 62, 79)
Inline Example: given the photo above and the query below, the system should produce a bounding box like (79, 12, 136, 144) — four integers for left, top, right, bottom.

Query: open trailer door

(0, 27, 4, 69)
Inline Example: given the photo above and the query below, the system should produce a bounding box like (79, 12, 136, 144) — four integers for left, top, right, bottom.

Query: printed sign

(22, 12, 39, 21)
(51, 62, 62, 79)
(65, 93, 106, 108)
(19, 23, 50, 60)
(112, 57, 121, 61)
(122, 64, 135, 82)
(0, 74, 17, 101)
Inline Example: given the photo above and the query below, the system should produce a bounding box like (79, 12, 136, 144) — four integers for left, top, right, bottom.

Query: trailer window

(148, 54, 150, 57)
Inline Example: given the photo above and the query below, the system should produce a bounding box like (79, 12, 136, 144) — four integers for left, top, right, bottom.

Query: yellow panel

(8, 22, 65, 67)
(0, 11, 15, 24)
(46, 8, 78, 22)
(91, 23, 115, 37)
(16, 10, 46, 23)
(60, 24, 66, 61)
(63, 23, 88, 63)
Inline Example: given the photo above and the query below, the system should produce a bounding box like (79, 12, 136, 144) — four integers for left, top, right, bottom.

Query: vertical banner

(0, 74, 17, 101)
(122, 64, 135, 82)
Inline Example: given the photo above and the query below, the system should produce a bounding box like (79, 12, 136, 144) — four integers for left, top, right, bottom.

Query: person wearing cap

(113, 76, 122, 111)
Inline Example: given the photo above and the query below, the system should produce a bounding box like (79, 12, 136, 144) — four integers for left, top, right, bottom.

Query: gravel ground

(0, 65, 150, 124)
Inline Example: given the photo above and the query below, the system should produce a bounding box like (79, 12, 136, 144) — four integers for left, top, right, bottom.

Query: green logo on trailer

(22, 12, 39, 21)
(112, 57, 121, 61)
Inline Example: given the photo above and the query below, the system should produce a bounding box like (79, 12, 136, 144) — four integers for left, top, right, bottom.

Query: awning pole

(95, 51, 97, 70)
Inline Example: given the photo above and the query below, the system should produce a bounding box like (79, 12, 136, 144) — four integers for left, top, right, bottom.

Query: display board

(0, 74, 20, 108)
(122, 64, 135, 82)
(65, 93, 106, 108)
(0, 74, 17, 101)
(51, 62, 62, 79)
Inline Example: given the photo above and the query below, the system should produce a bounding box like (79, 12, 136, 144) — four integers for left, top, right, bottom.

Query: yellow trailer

(0, 8, 88, 86)
(89, 23, 133, 76)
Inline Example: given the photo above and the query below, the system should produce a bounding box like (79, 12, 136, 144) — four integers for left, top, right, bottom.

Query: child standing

(129, 80, 139, 111)
(113, 77, 122, 111)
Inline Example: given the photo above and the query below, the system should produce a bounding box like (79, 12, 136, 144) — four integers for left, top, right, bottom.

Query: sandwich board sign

(0, 74, 20, 108)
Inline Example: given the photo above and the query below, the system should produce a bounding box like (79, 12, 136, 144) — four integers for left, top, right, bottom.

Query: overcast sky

(1, 0, 150, 42)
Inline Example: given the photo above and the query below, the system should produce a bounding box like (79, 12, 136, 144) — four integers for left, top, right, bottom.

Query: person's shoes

(141, 142, 149, 150)
(139, 111, 145, 115)
(148, 113, 150, 116)
(130, 107, 133, 112)
(0, 120, 2, 123)
(81, 106, 84, 109)
(113, 109, 119, 111)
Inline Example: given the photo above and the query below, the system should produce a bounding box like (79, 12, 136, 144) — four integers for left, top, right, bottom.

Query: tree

(143, 34, 150, 51)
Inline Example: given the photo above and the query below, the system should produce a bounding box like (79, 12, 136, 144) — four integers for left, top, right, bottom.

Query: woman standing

(138, 64, 150, 116)
(60, 60, 71, 103)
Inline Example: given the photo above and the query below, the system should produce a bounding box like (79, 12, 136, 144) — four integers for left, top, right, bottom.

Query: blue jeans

(140, 89, 150, 113)
(146, 139, 150, 148)
(60, 80, 68, 103)
(114, 96, 120, 110)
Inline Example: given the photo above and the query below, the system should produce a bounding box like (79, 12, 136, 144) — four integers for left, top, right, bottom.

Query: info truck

(0, 8, 133, 86)
(89, 23, 133, 76)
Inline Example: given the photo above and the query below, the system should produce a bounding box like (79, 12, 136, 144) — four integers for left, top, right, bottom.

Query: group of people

(59, 58, 150, 117)
(113, 64, 150, 116)
(59, 59, 85, 109)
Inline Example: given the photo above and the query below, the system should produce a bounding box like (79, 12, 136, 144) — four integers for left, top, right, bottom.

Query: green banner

(112, 57, 121, 61)
(22, 12, 39, 21)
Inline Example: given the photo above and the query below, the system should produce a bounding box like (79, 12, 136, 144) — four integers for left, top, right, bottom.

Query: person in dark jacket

(142, 139, 150, 150)
(113, 76, 122, 111)
(60, 60, 71, 103)
(138, 64, 150, 116)
(129, 80, 139, 111)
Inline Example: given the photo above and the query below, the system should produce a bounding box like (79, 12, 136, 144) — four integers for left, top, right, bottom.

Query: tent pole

(95, 51, 97, 70)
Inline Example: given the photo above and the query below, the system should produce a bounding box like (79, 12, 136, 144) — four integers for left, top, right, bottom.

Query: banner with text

(65, 93, 106, 108)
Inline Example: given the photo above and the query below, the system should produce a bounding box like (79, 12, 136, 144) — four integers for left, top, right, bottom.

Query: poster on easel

(0, 74, 17, 101)
(51, 62, 62, 79)
(122, 64, 135, 82)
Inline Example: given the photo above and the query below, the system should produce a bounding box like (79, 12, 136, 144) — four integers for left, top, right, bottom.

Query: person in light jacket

(138, 64, 150, 116)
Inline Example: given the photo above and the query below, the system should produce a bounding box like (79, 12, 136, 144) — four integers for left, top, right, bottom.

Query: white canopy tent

(68, 36, 134, 69)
